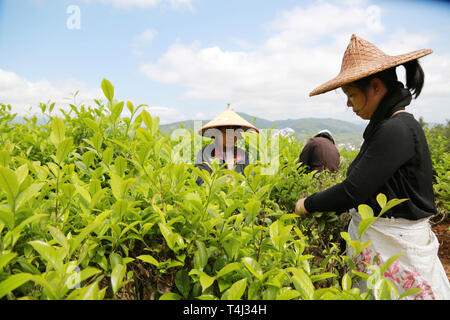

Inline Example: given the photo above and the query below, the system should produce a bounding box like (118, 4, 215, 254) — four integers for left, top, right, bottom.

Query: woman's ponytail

(352, 58, 425, 99)
(402, 59, 425, 99)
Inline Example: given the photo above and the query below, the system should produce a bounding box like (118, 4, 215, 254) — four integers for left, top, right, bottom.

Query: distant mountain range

(8, 113, 364, 146)
(160, 112, 366, 146)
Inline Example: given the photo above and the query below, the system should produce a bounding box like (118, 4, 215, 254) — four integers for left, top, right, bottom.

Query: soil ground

(432, 216, 450, 280)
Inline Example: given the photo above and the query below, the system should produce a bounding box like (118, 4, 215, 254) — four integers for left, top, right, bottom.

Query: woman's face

(217, 127, 239, 150)
(342, 78, 387, 120)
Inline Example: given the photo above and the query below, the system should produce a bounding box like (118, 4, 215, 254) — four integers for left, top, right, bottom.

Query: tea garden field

(0, 79, 448, 300)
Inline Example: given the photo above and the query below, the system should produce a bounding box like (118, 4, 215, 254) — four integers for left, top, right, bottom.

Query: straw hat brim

(309, 49, 433, 97)
(198, 109, 259, 136)
(199, 124, 259, 136)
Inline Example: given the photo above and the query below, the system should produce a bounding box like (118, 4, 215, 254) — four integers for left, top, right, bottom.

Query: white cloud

(142, 106, 187, 124)
(169, 0, 194, 11)
(132, 29, 158, 57)
(266, 3, 384, 51)
(140, 41, 348, 120)
(102, 0, 160, 8)
(0, 69, 191, 124)
(193, 112, 206, 120)
(0, 69, 103, 116)
(139, 1, 450, 123)
(378, 30, 433, 55)
(139, 2, 386, 121)
(77, 0, 194, 10)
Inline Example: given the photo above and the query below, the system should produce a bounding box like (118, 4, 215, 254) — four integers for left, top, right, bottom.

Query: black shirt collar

(363, 81, 412, 141)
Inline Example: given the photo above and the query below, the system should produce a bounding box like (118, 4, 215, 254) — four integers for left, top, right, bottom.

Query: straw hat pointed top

(199, 106, 259, 136)
(309, 34, 433, 96)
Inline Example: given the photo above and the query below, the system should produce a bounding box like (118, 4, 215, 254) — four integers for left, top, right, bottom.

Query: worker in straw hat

(195, 107, 259, 186)
(295, 34, 449, 299)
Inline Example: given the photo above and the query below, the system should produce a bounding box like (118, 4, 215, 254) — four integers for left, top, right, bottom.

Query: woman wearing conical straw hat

(195, 107, 259, 186)
(295, 34, 449, 299)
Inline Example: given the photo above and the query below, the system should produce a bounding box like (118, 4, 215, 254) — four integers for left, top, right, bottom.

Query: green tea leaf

(65, 267, 101, 290)
(102, 147, 114, 165)
(50, 117, 66, 146)
(0, 273, 34, 299)
(380, 254, 403, 274)
(227, 278, 247, 300)
(399, 287, 423, 300)
(92, 132, 103, 152)
(242, 257, 263, 281)
(379, 198, 409, 217)
(84, 118, 99, 132)
(0, 166, 19, 202)
(114, 156, 127, 177)
(351, 271, 370, 280)
(358, 204, 374, 220)
(373, 279, 397, 300)
(15, 164, 29, 186)
(276, 288, 300, 300)
(244, 199, 261, 217)
(216, 262, 240, 278)
(189, 270, 215, 292)
(48, 225, 68, 250)
(358, 217, 377, 238)
(66, 282, 105, 300)
(141, 110, 152, 132)
(111, 263, 126, 295)
(340, 232, 352, 243)
(0, 150, 10, 167)
(56, 137, 73, 163)
(9, 214, 48, 249)
(175, 269, 191, 299)
(126, 101, 134, 114)
(62, 183, 77, 198)
(152, 116, 160, 136)
(376, 193, 387, 208)
(290, 268, 314, 300)
(70, 220, 102, 256)
(194, 241, 208, 271)
(342, 273, 352, 291)
(0, 206, 14, 229)
(0, 252, 17, 270)
(75, 184, 91, 203)
(101, 78, 114, 102)
(111, 101, 124, 122)
(196, 294, 218, 300)
(110, 174, 122, 201)
(137, 255, 160, 267)
(310, 272, 337, 283)
(90, 189, 107, 209)
(112, 199, 128, 220)
(29, 240, 64, 274)
(15, 183, 44, 211)
(159, 292, 182, 300)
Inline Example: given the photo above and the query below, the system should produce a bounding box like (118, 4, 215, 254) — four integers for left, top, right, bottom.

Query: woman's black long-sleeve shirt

(304, 82, 437, 220)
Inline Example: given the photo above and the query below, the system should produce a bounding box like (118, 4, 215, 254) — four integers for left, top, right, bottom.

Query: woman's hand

(295, 198, 309, 217)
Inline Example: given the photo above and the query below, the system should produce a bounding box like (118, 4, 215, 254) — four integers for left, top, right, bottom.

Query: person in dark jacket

(295, 34, 449, 299)
(299, 129, 340, 173)
(195, 108, 258, 186)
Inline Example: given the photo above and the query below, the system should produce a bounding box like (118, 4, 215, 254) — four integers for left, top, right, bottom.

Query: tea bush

(424, 121, 449, 219)
(0, 79, 442, 300)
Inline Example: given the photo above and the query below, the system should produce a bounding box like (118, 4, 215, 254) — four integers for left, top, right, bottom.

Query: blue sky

(0, 0, 449, 124)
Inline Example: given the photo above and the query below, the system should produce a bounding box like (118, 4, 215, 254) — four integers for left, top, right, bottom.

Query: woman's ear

(371, 77, 386, 95)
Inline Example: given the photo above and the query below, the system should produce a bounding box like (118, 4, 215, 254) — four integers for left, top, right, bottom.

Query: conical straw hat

(199, 107, 259, 136)
(309, 34, 433, 96)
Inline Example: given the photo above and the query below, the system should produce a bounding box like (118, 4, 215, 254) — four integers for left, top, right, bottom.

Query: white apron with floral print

(347, 210, 450, 300)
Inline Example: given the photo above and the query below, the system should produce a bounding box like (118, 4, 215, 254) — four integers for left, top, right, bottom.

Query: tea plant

(0, 79, 442, 300)
(424, 121, 449, 219)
